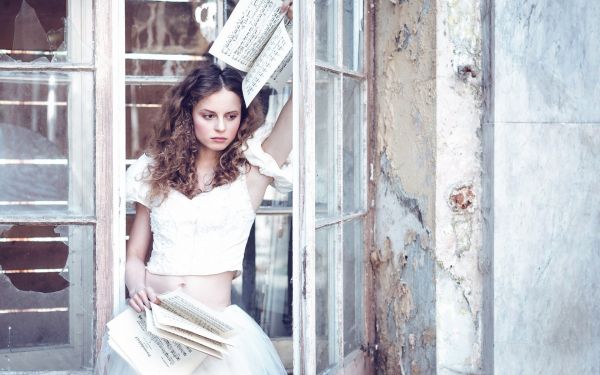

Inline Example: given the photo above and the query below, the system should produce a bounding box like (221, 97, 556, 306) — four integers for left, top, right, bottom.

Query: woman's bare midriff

(145, 269, 235, 311)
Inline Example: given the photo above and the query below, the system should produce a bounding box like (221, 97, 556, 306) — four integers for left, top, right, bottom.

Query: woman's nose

(215, 117, 226, 131)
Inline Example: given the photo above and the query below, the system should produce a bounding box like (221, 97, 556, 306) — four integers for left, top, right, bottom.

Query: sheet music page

(242, 21, 292, 104)
(107, 307, 206, 374)
(267, 22, 293, 92)
(209, 0, 284, 71)
(267, 49, 292, 92)
(107, 338, 139, 372)
(146, 307, 222, 359)
(151, 302, 233, 347)
(158, 289, 236, 337)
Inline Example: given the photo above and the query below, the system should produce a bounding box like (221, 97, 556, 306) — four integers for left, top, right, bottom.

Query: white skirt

(95, 304, 286, 375)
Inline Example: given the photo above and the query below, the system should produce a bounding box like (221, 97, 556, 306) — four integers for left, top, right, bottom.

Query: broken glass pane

(0, 0, 92, 64)
(0, 224, 92, 354)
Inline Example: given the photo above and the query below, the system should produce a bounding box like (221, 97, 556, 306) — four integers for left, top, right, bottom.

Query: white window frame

(97, 0, 375, 373)
(0, 0, 97, 371)
(293, 1, 375, 374)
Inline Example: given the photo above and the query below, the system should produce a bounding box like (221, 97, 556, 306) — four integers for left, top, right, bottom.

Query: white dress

(95, 125, 292, 375)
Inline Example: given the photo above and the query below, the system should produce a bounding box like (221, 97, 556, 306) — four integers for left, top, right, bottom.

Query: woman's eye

(227, 114, 238, 120)
(202, 114, 215, 120)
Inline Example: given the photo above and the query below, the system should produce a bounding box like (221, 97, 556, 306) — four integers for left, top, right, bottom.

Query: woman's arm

(261, 94, 293, 166)
(261, 0, 294, 165)
(245, 94, 293, 210)
(245, 2, 294, 209)
(125, 203, 158, 312)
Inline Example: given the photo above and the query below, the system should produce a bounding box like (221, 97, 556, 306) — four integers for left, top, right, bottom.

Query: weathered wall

(491, 1, 600, 373)
(434, 0, 485, 373)
(373, 0, 437, 373)
(373, 0, 485, 373)
(374, 0, 599, 373)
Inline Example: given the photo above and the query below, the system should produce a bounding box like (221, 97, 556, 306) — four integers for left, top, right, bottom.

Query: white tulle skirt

(95, 304, 286, 375)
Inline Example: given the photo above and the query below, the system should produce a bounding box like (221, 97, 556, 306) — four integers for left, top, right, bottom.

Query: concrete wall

(491, 1, 600, 373)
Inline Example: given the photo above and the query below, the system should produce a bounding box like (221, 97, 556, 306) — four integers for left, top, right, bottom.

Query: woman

(96, 1, 292, 374)
(96, 4, 294, 370)
(97, 65, 291, 374)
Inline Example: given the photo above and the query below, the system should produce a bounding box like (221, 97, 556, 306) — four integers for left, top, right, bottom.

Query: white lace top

(125, 126, 291, 279)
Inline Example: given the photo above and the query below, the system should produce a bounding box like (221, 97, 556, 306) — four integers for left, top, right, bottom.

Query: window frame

(0, 0, 374, 372)
(102, 0, 376, 373)
(0, 0, 97, 370)
(94, 0, 126, 362)
(293, 0, 375, 373)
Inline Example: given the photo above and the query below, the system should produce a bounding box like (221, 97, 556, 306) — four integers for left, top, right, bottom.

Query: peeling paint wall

(373, 0, 438, 373)
(374, 0, 598, 373)
(373, 0, 485, 373)
(372, 154, 436, 374)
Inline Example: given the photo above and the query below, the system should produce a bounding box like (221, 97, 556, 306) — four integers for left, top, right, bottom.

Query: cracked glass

(0, 224, 93, 369)
(0, 0, 92, 64)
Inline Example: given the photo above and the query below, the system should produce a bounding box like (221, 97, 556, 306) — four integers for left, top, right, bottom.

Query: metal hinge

(360, 342, 379, 357)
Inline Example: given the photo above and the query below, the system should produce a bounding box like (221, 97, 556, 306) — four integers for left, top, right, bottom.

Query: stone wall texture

(490, 0, 600, 373)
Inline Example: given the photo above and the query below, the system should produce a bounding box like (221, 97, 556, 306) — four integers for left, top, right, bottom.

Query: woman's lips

(211, 137, 227, 143)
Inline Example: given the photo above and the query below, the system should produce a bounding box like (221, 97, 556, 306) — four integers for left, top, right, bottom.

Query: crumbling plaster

(373, 0, 484, 373)
(435, 0, 484, 373)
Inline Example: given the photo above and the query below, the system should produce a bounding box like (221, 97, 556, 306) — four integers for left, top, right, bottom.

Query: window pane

(316, 224, 339, 372)
(343, 218, 364, 355)
(0, 0, 92, 64)
(343, 76, 364, 213)
(316, 70, 340, 218)
(316, 0, 337, 65)
(125, 0, 216, 76)
(126, 83, 170, 158)
(232, 214, 292, 337)
(343, 0, 364, 71)
(0, 224, 94, 369)
(0, 71, 95, 216)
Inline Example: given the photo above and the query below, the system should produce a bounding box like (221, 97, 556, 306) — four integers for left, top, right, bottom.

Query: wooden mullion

(292, 0, 316, 373)
(362, 0, 377, 373)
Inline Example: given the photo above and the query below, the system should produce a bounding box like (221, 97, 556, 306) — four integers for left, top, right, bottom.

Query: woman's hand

(128, 285, 159, 313)
(280, 0, 293, 20)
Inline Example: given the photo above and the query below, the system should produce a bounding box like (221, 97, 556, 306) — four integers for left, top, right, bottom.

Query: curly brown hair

(145, 64, 265, 203)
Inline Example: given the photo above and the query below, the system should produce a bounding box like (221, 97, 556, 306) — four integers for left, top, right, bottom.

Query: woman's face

(192, 88, 242, 153)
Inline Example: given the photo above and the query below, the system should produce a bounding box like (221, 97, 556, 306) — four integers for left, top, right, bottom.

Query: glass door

(294, 0, 371, 373)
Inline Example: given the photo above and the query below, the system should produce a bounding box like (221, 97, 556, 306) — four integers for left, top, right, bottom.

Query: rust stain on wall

(449, 184, 476, 213)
